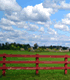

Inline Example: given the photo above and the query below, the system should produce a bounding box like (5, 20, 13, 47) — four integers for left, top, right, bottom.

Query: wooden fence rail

(0, 53, 70, 76)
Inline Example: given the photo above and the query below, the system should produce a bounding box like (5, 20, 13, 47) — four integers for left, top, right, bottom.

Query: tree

(50, 45, 53, 49)
(2, 43, 4, 50)
(33, 43, 38, 49)
(5, 42, 9, 50)
(16, 46, 20, 50)
(0, 43, 2, 49)
(10, 44, 16, 50)
(27, 44, 31, 49)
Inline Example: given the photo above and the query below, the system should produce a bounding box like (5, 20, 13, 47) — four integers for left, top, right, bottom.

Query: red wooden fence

(0, 53, 70, 76)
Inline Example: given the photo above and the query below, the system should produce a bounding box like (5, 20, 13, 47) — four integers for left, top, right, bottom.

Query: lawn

(0, 50, 70, 80)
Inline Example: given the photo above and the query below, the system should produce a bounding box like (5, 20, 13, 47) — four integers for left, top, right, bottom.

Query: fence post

(36, 54, 39, 75)
(64, 54, 68, 75)
(2, 53, 6, 76)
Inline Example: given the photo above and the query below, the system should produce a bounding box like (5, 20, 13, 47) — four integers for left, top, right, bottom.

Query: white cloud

(54, 23, 69, 31)
(6, 38, 15, 42)
(27, 23, 39, 31)
(44, 20, 52, 27)
(15, 21, 28, 29)
(0, 25, 14, 31)
(5, 12, 20, 22)
(43, 0, 59, 9)
(59, 1, 70, 10)
(43, 0, 70, 10)
(0, 18, 16, 26)
(5, 3, 53, 23)
(66, 13, 70, 19)
(0, 0, 70, 47)
(51, 37, 57, 40)
(62, 18, 70, 25)
(0, 0, 22, 12)
(35, 21, 45, 25)
(39, 27, 44, 32)
(47, 27, 57, 35)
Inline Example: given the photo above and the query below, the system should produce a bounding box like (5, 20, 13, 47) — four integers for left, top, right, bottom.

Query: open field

(0, 50, 70, 80)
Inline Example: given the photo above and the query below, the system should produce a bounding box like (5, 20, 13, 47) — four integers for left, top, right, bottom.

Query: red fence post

(36, 54, 39, 75)
(2, 53, 6, 76)
(64, 54, 68, 75)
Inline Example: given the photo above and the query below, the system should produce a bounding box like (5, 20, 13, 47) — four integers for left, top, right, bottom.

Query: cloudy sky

(0, 0, 70, 47)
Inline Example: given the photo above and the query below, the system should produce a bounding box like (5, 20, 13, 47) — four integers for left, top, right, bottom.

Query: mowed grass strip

(0, 50, 70, 80)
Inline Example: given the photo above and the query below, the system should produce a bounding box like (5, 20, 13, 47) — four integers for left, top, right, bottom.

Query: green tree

(49, 45, 53, 49)
(16, 46, 20, 50)
(33, 43, 38, 49)
(2, 43, 4, 50)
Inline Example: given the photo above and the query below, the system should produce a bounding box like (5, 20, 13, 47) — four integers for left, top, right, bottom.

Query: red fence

(0, 53, 70, 76)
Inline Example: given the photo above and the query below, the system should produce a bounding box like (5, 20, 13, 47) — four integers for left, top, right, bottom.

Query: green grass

(0, 50, 70, 80)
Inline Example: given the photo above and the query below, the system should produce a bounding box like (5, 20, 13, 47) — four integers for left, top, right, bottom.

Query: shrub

(28, 48, 31, 51)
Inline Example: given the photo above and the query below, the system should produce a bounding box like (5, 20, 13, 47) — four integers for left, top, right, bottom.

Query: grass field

(0, 50, 70, 80)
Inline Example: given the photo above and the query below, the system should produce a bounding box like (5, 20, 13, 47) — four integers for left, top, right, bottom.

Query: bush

(28, 48, 31, 51)
(35, 48, 44, 52)
(43, 49, 47, 52)
(16, 46, 20, 50)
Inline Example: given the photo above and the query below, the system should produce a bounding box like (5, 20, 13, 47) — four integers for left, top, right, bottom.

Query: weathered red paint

(0, 53, 70, 76)
(2, 53, 6, 76)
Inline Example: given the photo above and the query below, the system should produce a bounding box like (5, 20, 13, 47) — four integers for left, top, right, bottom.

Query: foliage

(0, 42, 69, 52)
(28, 48, 31, 51)
(33, 43, 38, 49)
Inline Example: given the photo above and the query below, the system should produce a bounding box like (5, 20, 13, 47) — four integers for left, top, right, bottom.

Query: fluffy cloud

(44, 20, 52, 27)
(0, 0, 22, 12)
(0, 25, 14, 31)
(5, 12, 20, 22)
(15, 21, 28, 29)
(54, 12, 70, 31)
(5, 3, 54, 23)
(0, 18, 16, 26)
(66, 13, 70, 19)
(47, 27, 57, 35)
(0, 29, 70, 46)
(19, 3, 53, 22)
(54, 23, 69, 31)
(43, 0, 70, 10)
(27, 23, 39, 31)
(0, 0, 70, 47)
(39, 27, 44, 32)
(35, 21, 45, 25)
(61, 13, 70, 26)
(62, 18, 70, 25)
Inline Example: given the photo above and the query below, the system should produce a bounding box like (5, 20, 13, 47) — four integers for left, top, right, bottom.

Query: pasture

(0, 50, 70, 80)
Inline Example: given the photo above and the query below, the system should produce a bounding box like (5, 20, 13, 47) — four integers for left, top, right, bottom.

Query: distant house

(59, 48, 62, 51)
(30, 47, 34, 51)
(69, 48, 70, 51)
(59, 47, 69, 52)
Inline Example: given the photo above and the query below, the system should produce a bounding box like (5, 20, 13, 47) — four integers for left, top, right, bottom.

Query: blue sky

(0, 0, 70, 47)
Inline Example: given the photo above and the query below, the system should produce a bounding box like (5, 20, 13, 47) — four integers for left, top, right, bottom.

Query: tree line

(0, 42, 69, 50)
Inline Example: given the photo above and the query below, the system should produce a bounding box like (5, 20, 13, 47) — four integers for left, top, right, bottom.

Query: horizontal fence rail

(0, 53, 70, 76)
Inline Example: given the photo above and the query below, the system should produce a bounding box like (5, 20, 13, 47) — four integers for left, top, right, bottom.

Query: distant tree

(0, 43, 2, 49)
(13, 42, 16, 47)
(56, 46, 60, 50)
(4, 42, 9, 50)
(50, 45, 53, 49)
(62, 47, 68, 50)
(27, 44, 31, 49)
(2, 43, 4, 50)
(16, 46, 20, 50)
(33, 43, 38, 49)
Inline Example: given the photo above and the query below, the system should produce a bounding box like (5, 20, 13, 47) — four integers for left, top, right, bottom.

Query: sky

(0, 0, 70, 47)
